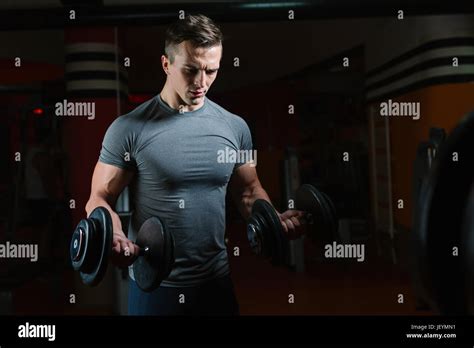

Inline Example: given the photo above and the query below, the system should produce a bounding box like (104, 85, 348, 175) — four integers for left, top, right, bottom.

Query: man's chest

(135, 119, 239, 187)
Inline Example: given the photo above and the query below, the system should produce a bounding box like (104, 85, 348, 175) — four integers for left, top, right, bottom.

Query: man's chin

(189, 97, 203, 105)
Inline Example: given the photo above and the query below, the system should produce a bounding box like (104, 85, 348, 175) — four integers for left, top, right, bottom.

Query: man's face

(163, 41, 221, 108)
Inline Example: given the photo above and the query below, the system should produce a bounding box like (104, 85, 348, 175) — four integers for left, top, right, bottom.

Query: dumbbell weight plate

(248, 203, 273, 258)
(70, 207, 113, 287)
(251, 200, 286, 266)
(295, 184, 335, 242)
(134, 217, 175, 292)
(70, 218, 92, 272)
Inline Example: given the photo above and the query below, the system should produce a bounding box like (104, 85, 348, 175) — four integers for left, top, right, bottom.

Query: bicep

(90, 161, 134, 204)
(229, 164, 261, 198)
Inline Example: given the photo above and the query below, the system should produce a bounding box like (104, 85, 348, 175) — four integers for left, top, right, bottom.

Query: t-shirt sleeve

(233, 115, 254, 170)
(98, 115, 137, 170)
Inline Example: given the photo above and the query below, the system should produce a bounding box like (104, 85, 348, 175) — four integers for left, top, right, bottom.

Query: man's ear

(161, 55, 170, 75)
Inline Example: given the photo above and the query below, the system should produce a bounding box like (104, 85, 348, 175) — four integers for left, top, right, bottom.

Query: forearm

(85, 195, 125, 237)
(237, 184, 272, 221)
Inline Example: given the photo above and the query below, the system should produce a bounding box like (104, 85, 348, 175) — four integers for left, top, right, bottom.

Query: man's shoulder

(111, 94, 159, 128)
(206, 98, 247, 125)
(122, 94, 159, 119)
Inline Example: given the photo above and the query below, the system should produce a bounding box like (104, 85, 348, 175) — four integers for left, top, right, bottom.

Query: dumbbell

(246, 184, 338, 266)
(247, 199, 288, 266)
(295, 184, 338, 243)
(70, 207, 175, 292)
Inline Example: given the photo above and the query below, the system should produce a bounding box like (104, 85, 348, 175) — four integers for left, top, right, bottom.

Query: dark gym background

(1, 1, 473, 316)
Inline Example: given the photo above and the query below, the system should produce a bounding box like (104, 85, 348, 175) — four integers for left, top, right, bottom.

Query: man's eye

(207, 70, 217, 74)
(185, 68, 197, 74)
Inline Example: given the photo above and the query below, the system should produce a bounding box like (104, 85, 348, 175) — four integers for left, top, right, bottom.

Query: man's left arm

(228, 164, 305, 240)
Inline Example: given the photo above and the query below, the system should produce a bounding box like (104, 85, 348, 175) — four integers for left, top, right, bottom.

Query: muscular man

(86, 14, 305, 316)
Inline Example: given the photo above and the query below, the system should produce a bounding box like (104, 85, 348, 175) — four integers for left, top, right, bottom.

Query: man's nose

(195, 70, 206, 88)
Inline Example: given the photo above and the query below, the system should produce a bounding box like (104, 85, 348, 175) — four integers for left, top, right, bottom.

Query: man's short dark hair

(164, 14, 223, 63)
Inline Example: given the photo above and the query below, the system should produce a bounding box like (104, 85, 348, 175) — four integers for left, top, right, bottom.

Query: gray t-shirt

(98, 94, 253, 287)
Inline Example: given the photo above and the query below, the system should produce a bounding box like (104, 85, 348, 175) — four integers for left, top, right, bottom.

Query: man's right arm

(85, 161, 138, 267)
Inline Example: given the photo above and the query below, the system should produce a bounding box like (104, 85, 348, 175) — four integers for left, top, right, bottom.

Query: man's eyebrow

(183, 64, 219, 70)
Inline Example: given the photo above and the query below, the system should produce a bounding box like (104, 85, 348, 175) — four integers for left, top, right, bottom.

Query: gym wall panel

(366, 14, 474, 233)
(0, 59, 63, 84)
(365, 14, 474, 74)
(389, 84, 474, 229)
(0, 30, 64, 66)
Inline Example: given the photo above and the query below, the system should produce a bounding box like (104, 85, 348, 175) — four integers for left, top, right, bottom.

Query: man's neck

(160, 86, 204, 113)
